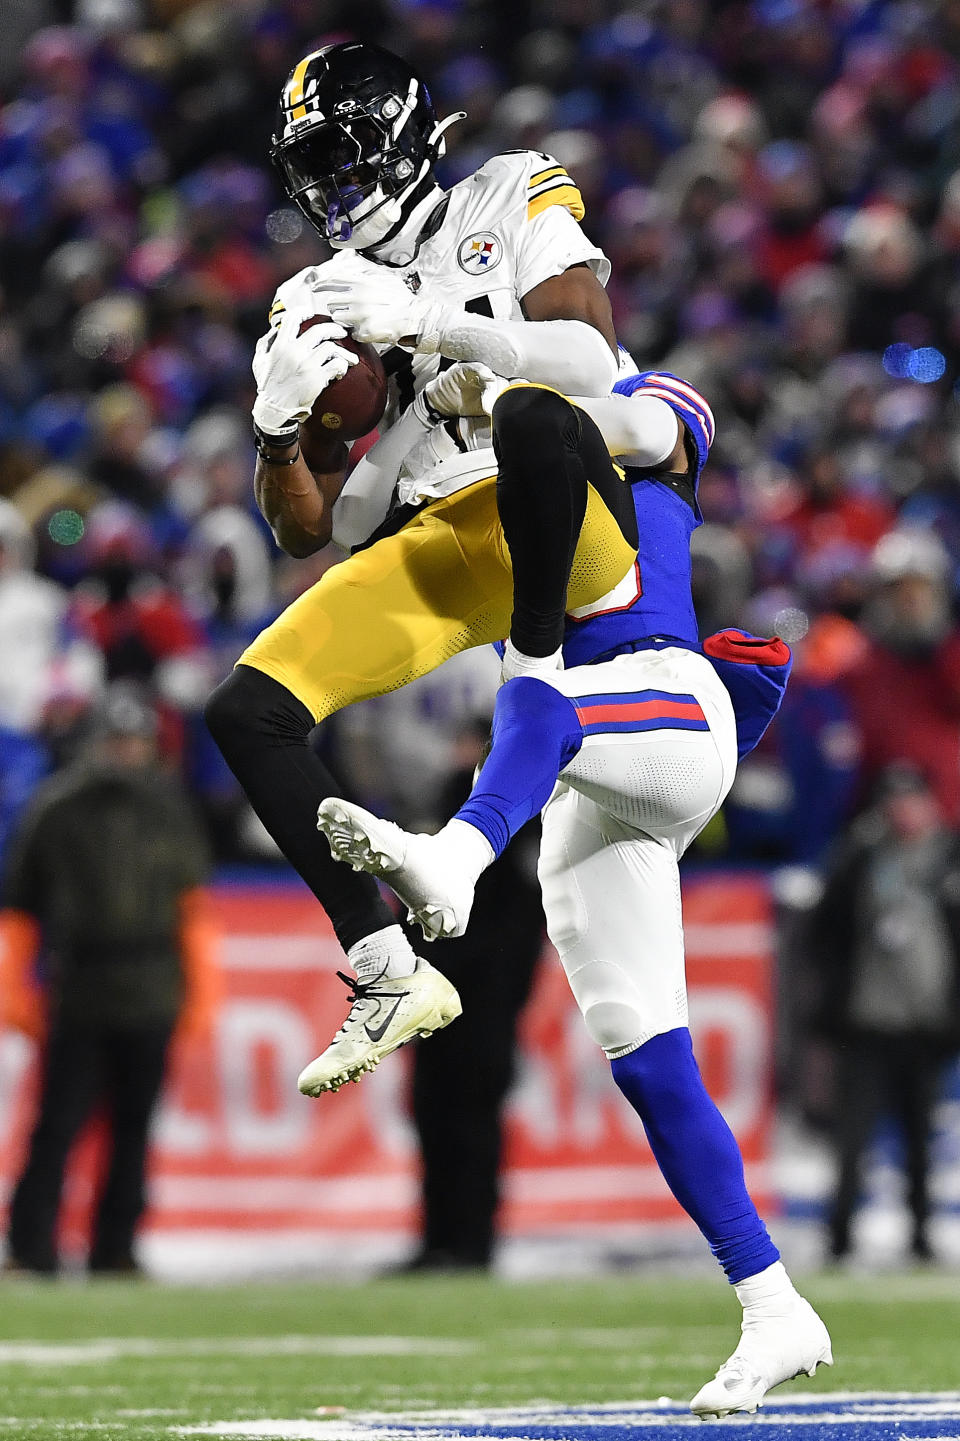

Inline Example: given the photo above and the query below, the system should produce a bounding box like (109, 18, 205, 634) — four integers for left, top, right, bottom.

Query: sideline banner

(0, 875, 774, 1243)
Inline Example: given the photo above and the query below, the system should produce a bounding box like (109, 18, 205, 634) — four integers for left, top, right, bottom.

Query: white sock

(500, 638, 563, 684)
(734, 1261, 797, 1316)
(347, 924, 418, 981)
(438, 817, 495, 884)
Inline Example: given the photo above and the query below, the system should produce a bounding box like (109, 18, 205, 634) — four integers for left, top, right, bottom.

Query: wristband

(253, 420, 300, 462)
(412, 390, 446, 427)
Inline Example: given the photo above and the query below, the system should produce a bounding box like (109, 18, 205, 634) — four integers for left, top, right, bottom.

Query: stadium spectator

(810, 762, 960, 1263)
(840, 529, 960, 823)
(0, 681, 218, 1275)
(0, 496, 103, 859)
(0, 497, 99, 734)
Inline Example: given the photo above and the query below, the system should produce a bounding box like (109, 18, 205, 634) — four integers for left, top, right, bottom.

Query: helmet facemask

(273, 80, 429, 247)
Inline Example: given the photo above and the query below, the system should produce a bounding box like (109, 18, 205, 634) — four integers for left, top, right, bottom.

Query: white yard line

(808, 1271, 960, 1302)
(0, 1335, 475, 1366)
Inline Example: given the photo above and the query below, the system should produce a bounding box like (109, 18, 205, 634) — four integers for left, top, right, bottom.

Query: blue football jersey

(562, 370, 715, 667)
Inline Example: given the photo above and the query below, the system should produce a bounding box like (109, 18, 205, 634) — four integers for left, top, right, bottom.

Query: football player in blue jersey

(317, 367, 833, 1418)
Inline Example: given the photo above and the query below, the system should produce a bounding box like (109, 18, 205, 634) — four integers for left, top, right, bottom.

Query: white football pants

(535, 646, 739, 1057)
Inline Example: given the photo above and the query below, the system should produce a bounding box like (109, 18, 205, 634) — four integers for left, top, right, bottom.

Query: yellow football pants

(239, 472, 636, 723)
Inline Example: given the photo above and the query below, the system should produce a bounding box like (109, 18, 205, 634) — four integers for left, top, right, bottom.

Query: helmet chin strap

(365, 178, 445, 265)
(329, 189, 406, 249)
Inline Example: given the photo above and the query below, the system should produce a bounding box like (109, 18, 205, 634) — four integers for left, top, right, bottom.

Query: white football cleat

(689, 1295, 832, 1418)
(297, 958, 462, 1096)
(317, 799, 476, 941)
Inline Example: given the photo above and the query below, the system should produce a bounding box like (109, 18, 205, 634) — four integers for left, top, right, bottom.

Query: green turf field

(0, 1270, 957, 1439)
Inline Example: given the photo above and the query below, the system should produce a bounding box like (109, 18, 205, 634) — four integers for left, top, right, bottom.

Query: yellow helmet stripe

(287, 54, 314, 122)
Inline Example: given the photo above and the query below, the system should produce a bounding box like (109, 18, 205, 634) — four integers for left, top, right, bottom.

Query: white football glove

(251, 310, 358, 436)
(322, 271, 449, 350)
(412, 362, 511, 423)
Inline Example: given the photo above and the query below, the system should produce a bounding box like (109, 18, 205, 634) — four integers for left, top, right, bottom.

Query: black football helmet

(271, 42, 454, 248)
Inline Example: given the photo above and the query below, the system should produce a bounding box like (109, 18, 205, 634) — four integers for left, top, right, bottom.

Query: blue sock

(611, 1028, 780, 1283)
(455, 676, 583, 857)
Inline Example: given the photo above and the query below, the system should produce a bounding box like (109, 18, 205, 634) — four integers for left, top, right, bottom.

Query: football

(298, 314, 388, 460)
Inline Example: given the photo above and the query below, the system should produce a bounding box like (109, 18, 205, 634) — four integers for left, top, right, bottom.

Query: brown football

(297, 315, 388, 466)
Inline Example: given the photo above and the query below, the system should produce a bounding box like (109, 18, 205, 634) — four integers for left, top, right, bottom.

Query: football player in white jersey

(206, 42, 641, 1092)
(253, 40, 624, 547)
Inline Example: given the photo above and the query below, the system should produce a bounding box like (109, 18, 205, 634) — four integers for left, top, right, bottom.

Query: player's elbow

(329, 494, 381, 553)
(274, 534, 324, 560)
(271, 517, 331, 558)
(551, 321, 619, 396)
(618, 395, 681, 468)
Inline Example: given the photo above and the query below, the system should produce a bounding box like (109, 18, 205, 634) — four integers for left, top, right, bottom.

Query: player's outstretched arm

(322, 263, 619, 398)
(566, 391, 687, 472)
(418, 361, 688, 475)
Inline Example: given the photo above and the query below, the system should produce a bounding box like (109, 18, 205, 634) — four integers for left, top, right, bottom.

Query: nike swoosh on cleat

(364, 996, 406, 1044)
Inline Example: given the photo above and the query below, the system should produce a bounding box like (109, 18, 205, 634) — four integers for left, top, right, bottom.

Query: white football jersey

(267, 150, 609, 513)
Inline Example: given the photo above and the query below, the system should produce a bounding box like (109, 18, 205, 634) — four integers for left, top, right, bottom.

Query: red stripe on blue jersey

(638, 386, 710, 436)
(572, 688, 709, 737)
(612, 369, 714, 473)
(644, 372, 715, 445)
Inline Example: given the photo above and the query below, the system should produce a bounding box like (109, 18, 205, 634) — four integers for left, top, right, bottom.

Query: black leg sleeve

(493, 385, 636, 658)
(205, 665, 395, 951)
(493, 387, 586, 658)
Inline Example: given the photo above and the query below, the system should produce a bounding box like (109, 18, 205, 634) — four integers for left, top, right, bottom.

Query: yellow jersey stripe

(268, 300, 286, 325)
(529, 172, 575, 201)
(528, 183, 585, 222)
(529, 164, 567, 188)
(287, 54, 312, 121)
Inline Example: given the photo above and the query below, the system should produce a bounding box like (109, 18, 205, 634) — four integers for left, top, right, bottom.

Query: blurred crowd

(2, 0, 960, 869)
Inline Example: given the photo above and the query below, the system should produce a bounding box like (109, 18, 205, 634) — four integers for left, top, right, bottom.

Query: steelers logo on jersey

(458, 232, 502, 274)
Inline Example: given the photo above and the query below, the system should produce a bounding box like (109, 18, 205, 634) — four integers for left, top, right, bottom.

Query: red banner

(0, 875, 774, 1246)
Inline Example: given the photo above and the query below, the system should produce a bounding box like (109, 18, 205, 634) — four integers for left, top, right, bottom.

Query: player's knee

(495, 676, 581, 763)
(586, 1002, 647, 1053)
(204, 669, 250, 752)
(492, 385, 574, 454)
(563, 956, 651, 1054)
(205, 664, 312, 756)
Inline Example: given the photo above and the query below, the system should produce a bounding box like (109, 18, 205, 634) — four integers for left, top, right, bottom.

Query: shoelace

(333, 970, 397, 1036)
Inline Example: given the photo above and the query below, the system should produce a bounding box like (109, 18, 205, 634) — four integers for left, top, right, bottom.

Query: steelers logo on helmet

(269, 42, 459, 250)
(458, 232, 503, 275)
